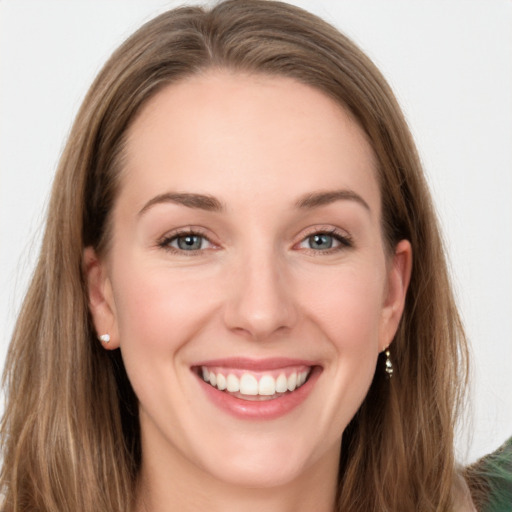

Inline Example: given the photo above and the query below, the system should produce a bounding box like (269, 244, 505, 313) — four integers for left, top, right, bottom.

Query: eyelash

(296, 227, 353, 254)
(157, 227, 353, 255)
(157, 228, 215, 255)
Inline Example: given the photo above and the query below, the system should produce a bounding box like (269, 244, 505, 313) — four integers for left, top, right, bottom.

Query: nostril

(223, 300, 298, 341)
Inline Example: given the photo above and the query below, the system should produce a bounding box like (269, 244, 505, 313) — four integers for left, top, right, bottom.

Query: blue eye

(173, 234, 205, 250)
(160, 232, 213, 252)
(307, 233, 336, 250)
(297, 230, 352, 252)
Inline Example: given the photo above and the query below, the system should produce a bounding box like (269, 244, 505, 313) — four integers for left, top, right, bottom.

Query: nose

(223, 250, 298, 341)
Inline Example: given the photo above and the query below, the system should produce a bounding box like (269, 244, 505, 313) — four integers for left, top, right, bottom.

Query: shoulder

(464, 436, 512, 512)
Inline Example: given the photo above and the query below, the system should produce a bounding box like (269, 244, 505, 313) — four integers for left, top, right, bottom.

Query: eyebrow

(138, 192, 224, 216)
(295, 189, 371, 212)
(138, 188, 370, 216)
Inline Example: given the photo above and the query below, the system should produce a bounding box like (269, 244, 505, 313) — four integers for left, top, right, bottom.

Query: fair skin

(85, 71, 412, 512)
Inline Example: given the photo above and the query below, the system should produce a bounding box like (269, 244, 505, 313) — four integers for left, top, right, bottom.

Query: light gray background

(1, 0, 511, 464)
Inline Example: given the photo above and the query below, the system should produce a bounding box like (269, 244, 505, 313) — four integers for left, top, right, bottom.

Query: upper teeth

(201, 366, 311, 396)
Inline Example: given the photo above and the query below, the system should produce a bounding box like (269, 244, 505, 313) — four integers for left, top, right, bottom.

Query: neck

(135, 441, 339, 512)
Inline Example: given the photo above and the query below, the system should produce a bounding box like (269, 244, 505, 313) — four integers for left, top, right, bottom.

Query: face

(86, 71, 411, 491)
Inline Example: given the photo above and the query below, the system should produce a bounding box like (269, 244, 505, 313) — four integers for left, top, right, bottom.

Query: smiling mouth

(196, 365, 312, 401)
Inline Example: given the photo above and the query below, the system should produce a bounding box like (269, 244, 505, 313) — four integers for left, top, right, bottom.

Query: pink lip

(193, 357, 319, 371)
(191, 359, 322, 421)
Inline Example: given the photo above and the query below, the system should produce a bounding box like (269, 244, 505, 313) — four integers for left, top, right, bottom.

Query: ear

(83, 246, 120, 350)
(379, 239, 412, 352)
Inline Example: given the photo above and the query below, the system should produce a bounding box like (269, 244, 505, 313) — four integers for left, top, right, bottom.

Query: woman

(0, 1, 482, 510)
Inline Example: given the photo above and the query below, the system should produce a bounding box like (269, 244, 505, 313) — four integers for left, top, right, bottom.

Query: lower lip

(194, 367, 321, 420)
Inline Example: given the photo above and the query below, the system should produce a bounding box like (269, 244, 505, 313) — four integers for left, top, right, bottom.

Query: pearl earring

(99, 334, 111, 344)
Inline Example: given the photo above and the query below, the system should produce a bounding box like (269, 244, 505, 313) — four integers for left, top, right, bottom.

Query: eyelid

(293, 225, 353, 252)
(156, 224, 353, 254)
(157, 226, 219, 254)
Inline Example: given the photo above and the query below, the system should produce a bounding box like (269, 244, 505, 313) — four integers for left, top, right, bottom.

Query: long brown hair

(1, 1, 468, 510)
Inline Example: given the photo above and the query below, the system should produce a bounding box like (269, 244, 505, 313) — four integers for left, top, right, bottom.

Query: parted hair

(1, 1, 468, 510)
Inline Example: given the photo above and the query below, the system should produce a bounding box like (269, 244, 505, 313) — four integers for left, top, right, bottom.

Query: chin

(203, 453, 309, 489)
(190, 429, 332, 489)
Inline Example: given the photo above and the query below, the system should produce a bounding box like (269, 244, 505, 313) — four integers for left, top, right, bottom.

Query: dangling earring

(99, 334, 111, 344)
(384, 348, 393, 378)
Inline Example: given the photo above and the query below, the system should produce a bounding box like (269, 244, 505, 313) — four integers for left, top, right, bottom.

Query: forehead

(121, 71, 380, 214)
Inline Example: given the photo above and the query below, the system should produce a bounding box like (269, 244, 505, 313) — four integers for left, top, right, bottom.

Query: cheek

(299, 263, 386, 351)
(290, 263, 386, 438)
(109, 259, 219, 425)
(111, 258, 216, 356)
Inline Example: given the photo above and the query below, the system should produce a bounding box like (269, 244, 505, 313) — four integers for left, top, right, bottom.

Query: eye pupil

(177, 235, 202, 250)
(309, 234, 333, 250)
